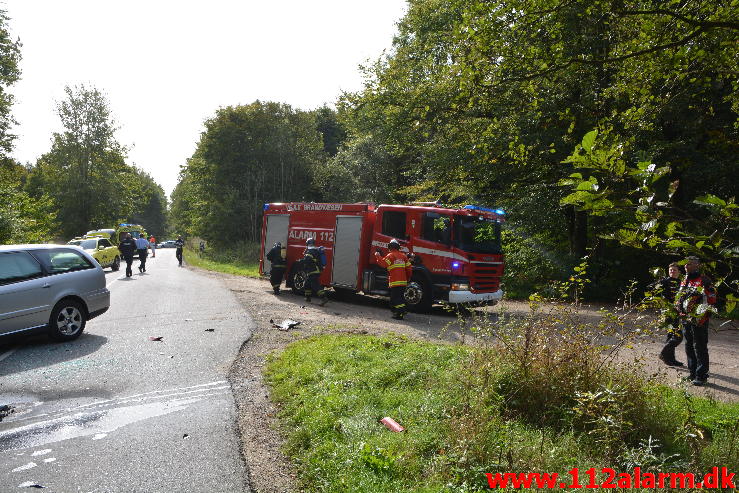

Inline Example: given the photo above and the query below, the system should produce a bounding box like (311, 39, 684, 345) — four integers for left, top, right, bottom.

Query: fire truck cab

(260, 202, 504, 312)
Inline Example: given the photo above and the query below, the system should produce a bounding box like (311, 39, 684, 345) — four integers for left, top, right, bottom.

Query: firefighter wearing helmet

(266, 241, 287, 295)
(302, 237, 328, 306)
(375, 238, 412, 320)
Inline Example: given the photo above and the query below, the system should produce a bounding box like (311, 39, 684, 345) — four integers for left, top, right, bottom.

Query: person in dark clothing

(654, 262, 683, 366)
(135, 233, 150, 273)
(175, 236, 184, 267)
(676, 256, 717, 386)
(118, 233, 136, 278)
(302, 238, 328, 306)
(266, 241, 287, 295)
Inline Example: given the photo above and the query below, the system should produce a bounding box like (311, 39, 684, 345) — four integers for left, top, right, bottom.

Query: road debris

(204, 328, 215, 332)
(379, 417, 405, 432)
(18, 481, 45, 489)
(148, 336, 164, 342)
(269, 319, 301, 331)
(183, 433, 190, 439)
(0, 404, 13, 422)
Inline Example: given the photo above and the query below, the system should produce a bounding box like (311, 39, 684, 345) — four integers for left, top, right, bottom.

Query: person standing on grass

(676, 256, 717, 386)
(655, 262, 684, 367)
(175, 235, 185, 267)
(118, 233, 136, 278)
(135, 233, 150, 273)
(375, 238, 412, 320)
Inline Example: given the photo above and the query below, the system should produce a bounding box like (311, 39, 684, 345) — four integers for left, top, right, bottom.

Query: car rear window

(31, 248, 95, 274)
(79, 239, 98, 249)
(0, 251, 44, 285)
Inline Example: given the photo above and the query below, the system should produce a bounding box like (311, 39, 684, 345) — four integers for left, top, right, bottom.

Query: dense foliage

(170, 101, 337, 246)
(335, 0, 738, 299)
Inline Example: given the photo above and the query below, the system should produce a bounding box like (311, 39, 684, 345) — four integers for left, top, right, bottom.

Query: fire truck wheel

(405, 279, 432, 313)
(292, 270, 308, 295)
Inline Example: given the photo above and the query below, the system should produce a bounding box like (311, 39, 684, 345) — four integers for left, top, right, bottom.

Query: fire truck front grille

(469, 263, 503, 292)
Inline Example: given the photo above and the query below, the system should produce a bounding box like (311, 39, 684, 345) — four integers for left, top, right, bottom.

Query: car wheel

(111, 256, 120, 271)
(292, 269, 308, 295)
(48, 300, 86, 341)
(405, 278, 433, 313)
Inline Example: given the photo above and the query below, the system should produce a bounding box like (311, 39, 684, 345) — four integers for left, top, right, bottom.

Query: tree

(0, 160, 55, 243)
(341, 0, 738, 297)
(173, 101, 324, 245)
(127, 168, 168, 238)
(313, 105, 347, 157)
(30, 85, 139, 238)
(0, 9, 21, 157)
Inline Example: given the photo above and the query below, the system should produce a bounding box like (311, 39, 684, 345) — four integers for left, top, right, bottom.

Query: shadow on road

(0, 333, 109, 378)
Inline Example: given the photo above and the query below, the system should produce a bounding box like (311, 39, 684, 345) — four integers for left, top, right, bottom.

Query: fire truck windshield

(454, 216, 502, 254)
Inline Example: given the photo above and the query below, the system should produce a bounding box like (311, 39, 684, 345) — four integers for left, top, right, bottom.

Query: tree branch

(617, 8, 739, 32)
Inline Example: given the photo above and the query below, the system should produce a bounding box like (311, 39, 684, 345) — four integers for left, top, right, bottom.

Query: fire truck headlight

(451, 282, 469, 291)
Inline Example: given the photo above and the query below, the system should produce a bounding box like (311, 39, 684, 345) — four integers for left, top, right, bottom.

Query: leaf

(581, 130, 598, 152)
(694, 194, 726, 207)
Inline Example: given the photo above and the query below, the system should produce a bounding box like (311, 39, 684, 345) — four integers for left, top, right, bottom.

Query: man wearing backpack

(266, 241, 287, 295)
(303, 238, 328, 306)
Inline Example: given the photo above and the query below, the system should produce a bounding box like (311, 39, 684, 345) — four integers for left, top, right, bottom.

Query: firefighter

(375, 239, 412, 320)
(303, 238, 328, 306)
(266, 241, 287, 295)
(118, 232, 136, 278)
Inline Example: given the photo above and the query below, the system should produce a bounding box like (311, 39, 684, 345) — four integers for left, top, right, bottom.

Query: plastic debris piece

(148, 336, 163, 341)
(380, 417, 405, 432)
(184, 318, 193, 322)
(204, 328, 215, 332)
(271, 319, 301, 331)
(183, 433, 190, 439)
(18, 480, 44, 488)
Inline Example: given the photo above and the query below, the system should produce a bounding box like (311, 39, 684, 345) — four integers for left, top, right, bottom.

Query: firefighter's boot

(319, 295, 329, 306)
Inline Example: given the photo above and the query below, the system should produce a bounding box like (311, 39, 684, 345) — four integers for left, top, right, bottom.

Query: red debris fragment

(148, 336, 164, 341)
(380, 417, 405, 432)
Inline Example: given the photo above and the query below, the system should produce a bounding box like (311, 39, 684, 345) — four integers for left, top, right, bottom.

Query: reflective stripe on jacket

(376, 250, 412, 287)
(303, 247, 322, 275)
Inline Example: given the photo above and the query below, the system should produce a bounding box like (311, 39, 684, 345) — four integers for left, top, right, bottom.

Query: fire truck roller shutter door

(265, 214, 289, 274)
(332, 216, 363, 288)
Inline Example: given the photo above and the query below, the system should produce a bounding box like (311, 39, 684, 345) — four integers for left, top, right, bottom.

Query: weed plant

(266, 299, 739, 492)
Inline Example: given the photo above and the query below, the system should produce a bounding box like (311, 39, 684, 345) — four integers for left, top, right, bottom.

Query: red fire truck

(259, 202, 505, 312)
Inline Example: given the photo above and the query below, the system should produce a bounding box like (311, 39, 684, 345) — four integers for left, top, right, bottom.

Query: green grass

(183, 247, 260, 277)
(265, 333, 739, 493)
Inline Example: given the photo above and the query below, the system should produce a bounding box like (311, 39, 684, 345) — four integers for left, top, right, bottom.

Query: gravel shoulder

(191, 267, 739, 493)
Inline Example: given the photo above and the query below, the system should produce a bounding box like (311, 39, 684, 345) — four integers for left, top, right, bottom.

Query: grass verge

(184, 247, 260, 277)
(265, 333, 739, 493)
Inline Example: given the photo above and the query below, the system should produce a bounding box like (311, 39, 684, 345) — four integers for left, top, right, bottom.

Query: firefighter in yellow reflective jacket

(375, 239, 412, 319)
(303, 238, 328, 306)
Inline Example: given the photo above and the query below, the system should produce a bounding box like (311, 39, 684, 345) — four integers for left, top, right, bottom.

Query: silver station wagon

(0, 244, 110, 341)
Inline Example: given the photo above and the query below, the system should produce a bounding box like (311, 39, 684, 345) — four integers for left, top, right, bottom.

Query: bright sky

(2, 0, 407, 196)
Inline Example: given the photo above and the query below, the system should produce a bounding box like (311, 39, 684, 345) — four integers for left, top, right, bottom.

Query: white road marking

(30, 449, 51, 457)
(0, 347, 17, 363)
(12, 461, 37, 472)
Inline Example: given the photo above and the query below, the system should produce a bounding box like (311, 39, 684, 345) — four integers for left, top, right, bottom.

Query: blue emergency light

(463, 205, 505, 215)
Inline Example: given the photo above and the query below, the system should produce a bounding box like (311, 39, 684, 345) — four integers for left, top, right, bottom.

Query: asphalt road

(0, 249, 253, 492)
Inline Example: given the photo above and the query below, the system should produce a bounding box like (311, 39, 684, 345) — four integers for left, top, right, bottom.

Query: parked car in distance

(0, 244, 110, 341)
(158, 240, 177, 248)
(69, 236, 121, 271)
